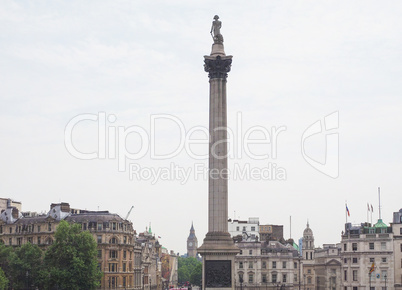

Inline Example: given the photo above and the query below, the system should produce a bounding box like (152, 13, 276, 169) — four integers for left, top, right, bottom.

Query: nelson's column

(198, 15, 239, 289)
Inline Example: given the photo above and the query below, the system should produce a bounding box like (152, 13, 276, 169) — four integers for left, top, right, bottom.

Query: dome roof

(374, 219, 388, 228)
(303, 222, 313, 236)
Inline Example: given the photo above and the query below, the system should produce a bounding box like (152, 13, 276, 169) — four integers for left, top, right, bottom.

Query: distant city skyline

(1, 1, 402, 255)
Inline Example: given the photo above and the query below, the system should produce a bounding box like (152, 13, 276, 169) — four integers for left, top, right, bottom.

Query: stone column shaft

(208, 77, 228, 233)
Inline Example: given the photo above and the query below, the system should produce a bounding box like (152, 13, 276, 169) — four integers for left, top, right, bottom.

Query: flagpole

(371, 205, 373, 226)
(345, 201, 347, 223)
(367, 203, 369, 224)
(378, 187, 382, 220)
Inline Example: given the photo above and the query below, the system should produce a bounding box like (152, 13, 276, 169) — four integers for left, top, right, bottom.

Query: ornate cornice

(204, 55, 232, 79)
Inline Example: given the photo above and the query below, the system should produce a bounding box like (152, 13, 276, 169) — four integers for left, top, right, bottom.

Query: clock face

(189, 242, 193, 247)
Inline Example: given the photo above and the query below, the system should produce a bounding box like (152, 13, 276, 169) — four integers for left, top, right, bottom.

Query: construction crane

(125, 206, 134, 220)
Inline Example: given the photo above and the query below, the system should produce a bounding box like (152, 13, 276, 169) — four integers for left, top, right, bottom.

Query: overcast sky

(1, 1, 402, 254)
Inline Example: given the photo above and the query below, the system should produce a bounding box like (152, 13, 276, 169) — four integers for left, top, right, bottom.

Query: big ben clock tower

(187, 222, 198, 258)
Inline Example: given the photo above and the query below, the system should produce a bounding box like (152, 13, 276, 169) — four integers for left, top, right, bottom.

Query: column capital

(204, 55, 232, 80)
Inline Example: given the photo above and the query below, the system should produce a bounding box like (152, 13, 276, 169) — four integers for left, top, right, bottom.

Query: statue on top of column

(210, 15, 224, 44)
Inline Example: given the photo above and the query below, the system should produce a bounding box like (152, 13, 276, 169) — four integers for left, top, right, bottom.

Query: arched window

(109, 237, 118, 244)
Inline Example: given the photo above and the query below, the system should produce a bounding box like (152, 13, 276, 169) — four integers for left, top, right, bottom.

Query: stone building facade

(392, 208, 402, 288)
(0, 200, 166, 290)
(340, 220, 394, 289)
(234, 240, 301, 289)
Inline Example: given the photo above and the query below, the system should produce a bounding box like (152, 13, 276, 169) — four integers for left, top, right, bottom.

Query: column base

(198, 232, 239, 290)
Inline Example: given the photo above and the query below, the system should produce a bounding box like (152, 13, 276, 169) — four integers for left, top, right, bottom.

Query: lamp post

(384, 274, 387, 290)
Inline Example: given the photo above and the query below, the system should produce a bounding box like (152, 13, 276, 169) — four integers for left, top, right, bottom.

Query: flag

(369, 262, 375, 273)
(158, 236, 161, 238)
(371, 204, 374, 212)
(346, 205, 350, 217)
(367, 203, 370, 211)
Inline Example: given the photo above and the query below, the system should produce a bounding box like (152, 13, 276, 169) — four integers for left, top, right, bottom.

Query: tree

(0, 268, 8, 290)
(9, 242, 45, 289)
(189, 263, 202, 286)
(178, 257, 202, 285)
(44, 220, 102, 290)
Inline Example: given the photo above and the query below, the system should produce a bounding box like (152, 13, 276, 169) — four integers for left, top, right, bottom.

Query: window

(251, 226, 255, 231)
(370, 257, 375, 262)
(108, 263, 117, 272)
(344, 258, 347, 263)
(262, 274, 267, 283)
(352, 257, 357, 263)
(400, 228, 402, 235)
(37, 225, 41, 232)
(272, 261, 276, 268)
(344, 270, 347, 281)
(249, 261, 253, 269)
(9, 227, 12, 234)
(310, 252, 313, 260)
(272, 273, 277, 283)
(282, 261, 287, 269)
(283, 274, 287, 283)
(353, 270, 357, 281)
(110, 250, 118, 259)
(243, 226, 246, 231)
(124, 236, 127, 244)
(123, 263, 126, 272)
(8, 238, 11, 245)
(307, 277, 312, 284)
(307, 269, 311, 274)
(382, 257, 387, 263)
(344, 243, 347, 251)
(295, 274, 297, 282)
(248, 273, 253, 283)
(110, 237, 117, 244)
(97, 250, 102, 259)
(123, 277, 126, 287)
(369, 242, 374, 250)
(48, 223, 52, 231)
(27, 237, 33, 243)
(123, 250, 127, 259)
(37, 237, 41, 244)
(239, 262, 243, 269)
(294, 262, 297, 269)
(352, 243, 357, 251)
(262, 261, 266, 269)
(112, 222, 117, 230)
(353, 287, 358, 290)
(97, 223, 102, 230)
(249, 250, 252, 255)
(97, 235, 102, 243)
(240, 250, 243, 255)
(17, 238, 22, 245)
(381, 242, 386, 250)
(236, 226, 239, 231)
